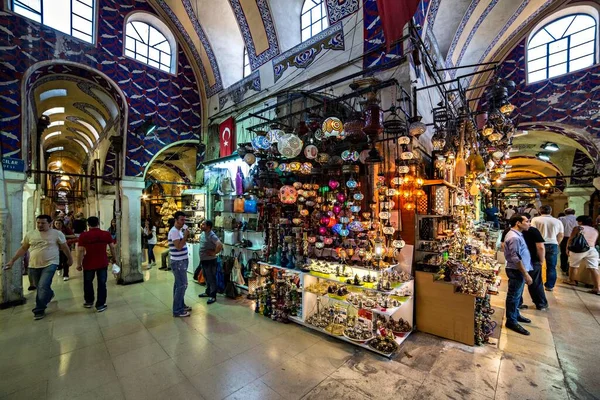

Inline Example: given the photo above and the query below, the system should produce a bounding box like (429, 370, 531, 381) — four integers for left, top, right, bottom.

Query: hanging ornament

(322, 117, 345, 139)
(279, 185, 298, 204)
(277, 134, 304, 158)
(328, 180, 340, 190)
(243, 153, 256, 166)
(266, 128, 284, 144)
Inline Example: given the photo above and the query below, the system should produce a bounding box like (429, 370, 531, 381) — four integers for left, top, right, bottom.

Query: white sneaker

(63, 277, 69, 281)
(57, 270, 62, 276)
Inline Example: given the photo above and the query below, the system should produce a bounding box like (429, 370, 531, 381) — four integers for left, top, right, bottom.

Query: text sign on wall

(2, 158, 25, 172)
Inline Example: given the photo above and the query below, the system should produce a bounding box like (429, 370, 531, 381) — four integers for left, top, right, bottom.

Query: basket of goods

(325, 323, 345, 336)
(388, 317, 412, 337)
(343, 319, 374, 343)
(368, 331, 399, 354)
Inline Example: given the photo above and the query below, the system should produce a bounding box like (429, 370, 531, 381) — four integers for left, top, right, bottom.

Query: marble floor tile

(105, 328, 157, 357)
(294, 339, 355, 375)
(118, 359, 186, 400)
(301, 377, 369, 400)
(495, 354, 569, 400)
(100, 318, 147, 341)
(395, 332, 445, 373)
(188, 359, 257, 400)
(329, 358, 422, 400)
(414, 374, 493, 400)
(232, 342, 292, 377)
(152, 379, 205, 400)
(170, 342, 231, 378)
(225, 379, 284, 400)
(112, 342, 170, 378)
(47, 359, 118, 400)
(208, 328, 264, 358)
(261, 359, 329, 400)
(0, 380, 47, 400)
(499, 330, 560, 367)
(427, 347, 501, 398)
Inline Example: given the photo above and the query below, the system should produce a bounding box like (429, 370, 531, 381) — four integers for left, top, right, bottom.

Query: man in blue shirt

(503, 214, 534, 335)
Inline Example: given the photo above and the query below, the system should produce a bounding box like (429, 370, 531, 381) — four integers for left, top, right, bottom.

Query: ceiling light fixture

(537, 152, 551, 162)
(542, 143, 559, 152)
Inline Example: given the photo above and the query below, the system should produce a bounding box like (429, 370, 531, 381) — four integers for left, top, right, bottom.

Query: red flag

(219, 117, 235, 157)
(377, 0, 420, 50)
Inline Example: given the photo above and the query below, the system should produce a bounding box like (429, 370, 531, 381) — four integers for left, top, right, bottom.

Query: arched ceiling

(149, 0, 284, 94)
(34, 78, 120, 174)
(145, 143, 198, 184)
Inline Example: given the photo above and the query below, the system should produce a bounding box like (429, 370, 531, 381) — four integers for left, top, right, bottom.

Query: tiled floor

(1, 263, 599, 400)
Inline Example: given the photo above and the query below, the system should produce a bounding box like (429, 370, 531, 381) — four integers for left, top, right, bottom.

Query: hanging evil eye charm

(346, 178, 358, 189)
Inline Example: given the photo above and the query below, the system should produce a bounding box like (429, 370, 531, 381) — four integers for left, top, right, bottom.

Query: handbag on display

(214, 200, 224, 212)
(568, 227, 591, 253)
(223, 196, 234, 212)
(220, 171, 235, 195)
(244, 198, 257, 214)
(234, 197, 245, 213)
(232, 254, 245, 285)
(243, 176, 254, 192)
(214, 215, 224, 228)
(223, 215, 236, 230)
(223, 230, 240, 245)
(247, 217, 258, 231)
(245, 252, 260, 278)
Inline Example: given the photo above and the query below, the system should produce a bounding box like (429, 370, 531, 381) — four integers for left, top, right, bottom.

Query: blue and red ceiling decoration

(0, 0, 202, 178)
(228, 0, 280, 71)
(272, 22, 345, 83)
(326, 0, 360, 25)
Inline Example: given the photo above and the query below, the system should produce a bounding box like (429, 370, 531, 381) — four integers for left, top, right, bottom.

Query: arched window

(301, 0, 329, 42)
(124, 13, 176, 74)
(243, 47, 251, 78)
(527, 13, 597, 83)
(12, 0, 95, 43)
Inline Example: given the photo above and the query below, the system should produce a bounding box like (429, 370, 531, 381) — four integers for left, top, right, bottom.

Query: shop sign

(2, 158, 25, 172)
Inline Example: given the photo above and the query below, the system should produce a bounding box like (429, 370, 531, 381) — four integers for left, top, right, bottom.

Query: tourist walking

(559, 208, 577, 274)
(564, 216, 600, 295)
(53, 218, 76, 281)
(169, 211, 192, 317)
(4, 215, 73, 320)
(504, 205, 515, 223)
(503, 214, 534, 335)
(531, 205, 564, 291)
(77, 217, 117, 312)
(198, 220, 223, 305)
(143, 219, 157, 269)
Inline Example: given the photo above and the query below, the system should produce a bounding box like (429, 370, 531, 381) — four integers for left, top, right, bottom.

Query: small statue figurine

(353, 274, 361, 286)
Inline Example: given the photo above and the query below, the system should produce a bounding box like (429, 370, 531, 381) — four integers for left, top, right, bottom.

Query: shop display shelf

(305, 271, 413, 295)
(304, 291, 412, 317)
(415, 249, 447, 254)
(218, 211, 259, 216)
(307, 261, 399, 274)
(258, 261, 302, 274)
(288, 315, 411, 358)
(223, 244, 263, 252)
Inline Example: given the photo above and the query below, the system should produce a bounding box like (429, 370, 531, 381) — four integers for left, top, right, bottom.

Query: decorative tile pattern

(425, 0, 442, 32)
(272, 23, 345, 83)
(569, 149, 594, 186)
(362, 0, 403, 69)
(218, 70, 261, 110)
(156, 0, 222, 97)
(228, 0, 280, 70)
(326, 0, 360, 24)
(0, 0, 203, 177)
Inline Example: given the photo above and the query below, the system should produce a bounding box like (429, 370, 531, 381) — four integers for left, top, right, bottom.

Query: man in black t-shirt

(501, 214, 549, 311)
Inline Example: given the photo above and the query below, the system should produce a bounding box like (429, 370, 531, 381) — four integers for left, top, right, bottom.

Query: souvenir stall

(413, 78, 515, 346)
(182, 188, 207, 273)
(228, 80, 419, 357)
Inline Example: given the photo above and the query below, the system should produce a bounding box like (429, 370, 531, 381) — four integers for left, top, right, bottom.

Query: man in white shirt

(504, 205, 516, 222)
(531, 205, 564, 291)
(558, 208, 577, 274)
(168, 211, 193, 317)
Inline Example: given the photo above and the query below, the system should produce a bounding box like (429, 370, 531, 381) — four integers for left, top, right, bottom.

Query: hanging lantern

(401, 151, 414, 160)
(277, 134, 304, 158)
(500, 102, 516, 115)
(408, 117, 427, 137)
(243, 153, 256, 166)
(322, 117, 345, 139)
(392, 239, 406, 248)
(373, 237, 385, 259)
(266, 128, 285, 143)
(489, 132, 504, 142)
(403, 202, 416, 211)
(482, 125, 494, 136)
(279, 185, 298, 204)
(304, 144, 318, 159)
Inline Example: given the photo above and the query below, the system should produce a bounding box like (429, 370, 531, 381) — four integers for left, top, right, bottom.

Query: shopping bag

(197, 269, 205, 284)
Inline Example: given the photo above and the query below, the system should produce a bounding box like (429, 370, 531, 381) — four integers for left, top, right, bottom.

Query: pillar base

(118, 273, 144, 285)
(0, 297, 26, 310)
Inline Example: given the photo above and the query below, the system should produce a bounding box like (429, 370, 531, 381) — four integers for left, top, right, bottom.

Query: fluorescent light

(45, 132, 61, 140)
(48, 121, 65, 129)
(42, 107, 65, 116)
(542, 143, 559, 152)
(47, 146, 64, 153)
(39, 89, 67, 102)
(513, 130, 528, 137)
(537, 152, 550, 161)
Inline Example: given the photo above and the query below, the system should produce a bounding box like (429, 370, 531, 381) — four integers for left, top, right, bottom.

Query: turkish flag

(219, 117, 235, 157)
(377, 0, 420, 50)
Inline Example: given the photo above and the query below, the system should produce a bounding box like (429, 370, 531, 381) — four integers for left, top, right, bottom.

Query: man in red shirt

(77, 216, 117, 312)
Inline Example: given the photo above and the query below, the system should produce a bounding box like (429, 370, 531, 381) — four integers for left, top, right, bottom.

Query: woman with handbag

(564, 215, 600, 295)
(143, 220, 158, 269)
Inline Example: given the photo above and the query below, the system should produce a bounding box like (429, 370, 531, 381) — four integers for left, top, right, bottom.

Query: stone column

(98, 194, 115, 230)
(119, 177, 144, 285)
(0, 171, 27, 308)
(564, 187, 596, 216)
